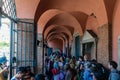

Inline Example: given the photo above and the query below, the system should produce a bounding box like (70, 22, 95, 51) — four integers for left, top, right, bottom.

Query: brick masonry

(97, 24, 112, 67)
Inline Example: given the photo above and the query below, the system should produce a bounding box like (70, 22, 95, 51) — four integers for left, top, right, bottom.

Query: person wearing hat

(0, 56, 9, 80)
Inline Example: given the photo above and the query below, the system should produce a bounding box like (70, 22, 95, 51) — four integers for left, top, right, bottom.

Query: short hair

(25, 66, 31, 72)
(17, 67, 26, 73)
(109, 61, 118, 69)
(91, 59, 97, 63)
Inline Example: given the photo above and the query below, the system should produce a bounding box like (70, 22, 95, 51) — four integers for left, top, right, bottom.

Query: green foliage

(0, 41, 10, 49)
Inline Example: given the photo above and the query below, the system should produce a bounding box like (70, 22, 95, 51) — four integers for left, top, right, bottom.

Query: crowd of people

(44, 51, 120, 80)
(0, 51, 120, 80)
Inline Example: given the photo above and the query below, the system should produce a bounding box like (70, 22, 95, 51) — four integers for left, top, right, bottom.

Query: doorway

(82, 30, 97, 60)
(75, 36, 81, 60)
(82, 42, 94, 60)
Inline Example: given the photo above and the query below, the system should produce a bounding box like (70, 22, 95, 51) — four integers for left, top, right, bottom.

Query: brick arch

(37, 9, 62, 33)
(47, 32, 69, 42)
(35, 0, 108, 27)
(47, 33, 68, 51)
(15, 0, 40, 18)
(112, 0, 120, 62)
(44, 25, 73, 40)
(70, 11, 88, 32)
(47, 37, 63, 51)
(85, 16, 99, 34)
(37, 9, 84, 35)
(103, 0, 117, 23)
(47, 34, 66, 42)
(43, 12, 83, 35)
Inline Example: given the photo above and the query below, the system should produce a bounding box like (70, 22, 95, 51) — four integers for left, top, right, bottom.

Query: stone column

(71, 37, 75, 57)
(68, 40, 72, 57)
(67, 40, 69, 57)
(80, 36, 83, 56)
(37, 33, 43, 73)
(95, 39, 98, 61)
(92, 40, 97, 60)
(97, 24, 112, 67)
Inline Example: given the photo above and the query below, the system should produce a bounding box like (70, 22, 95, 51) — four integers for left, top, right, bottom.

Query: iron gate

(1, 0, 37, 78)
(10, 20, 37, 77)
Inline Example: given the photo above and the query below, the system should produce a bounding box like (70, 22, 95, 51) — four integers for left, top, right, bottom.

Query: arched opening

(0, 18, 11, 65)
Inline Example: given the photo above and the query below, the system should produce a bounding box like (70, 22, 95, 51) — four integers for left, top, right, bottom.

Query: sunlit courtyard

(0, 18, 10, 62)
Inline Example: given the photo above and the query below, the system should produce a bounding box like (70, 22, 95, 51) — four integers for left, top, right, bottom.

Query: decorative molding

(73, 32, 80, 37)
(82, 30, 97, 43)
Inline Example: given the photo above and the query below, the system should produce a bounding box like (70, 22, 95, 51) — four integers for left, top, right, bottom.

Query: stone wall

(97, 24, 111, 66)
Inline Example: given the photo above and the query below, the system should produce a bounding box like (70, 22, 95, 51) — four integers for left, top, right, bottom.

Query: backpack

(52, 68, 59, 75)
(95, 63, 109, 80)
(59, 71, 65, 80)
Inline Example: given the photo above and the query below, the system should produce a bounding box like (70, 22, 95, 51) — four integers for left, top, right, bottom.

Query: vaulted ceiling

(15, 0, 118, 49)
(15, 0, 40, 19)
